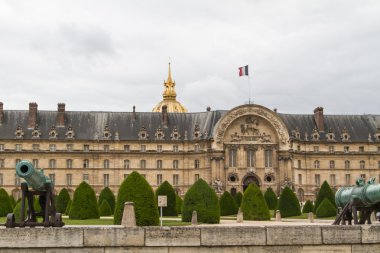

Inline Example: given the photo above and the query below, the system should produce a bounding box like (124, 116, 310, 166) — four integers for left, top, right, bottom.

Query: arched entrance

(242, 174, 261, 192)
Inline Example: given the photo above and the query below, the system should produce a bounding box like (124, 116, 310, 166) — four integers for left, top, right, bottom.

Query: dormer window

(14, 125, 24, 139)
(49, 125, 58, 139)
(31, 125, 42, 139)
(102, 125, 112, 140)
(341, 127, 351, 142)
(311, 128, 320, 141)
(138, 126, 149, 140)
(65, 126, 75, 139)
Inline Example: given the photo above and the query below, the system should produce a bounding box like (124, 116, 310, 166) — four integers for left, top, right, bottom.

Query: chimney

(206, 106, 211, 112)
(28, 102, 38, 129)
(0, 102, 3, 125)
(132, 105, 136, 121)
(162, 105, 169, 127)
(57, 103, 65, 127)
(313, 107, 325, 132)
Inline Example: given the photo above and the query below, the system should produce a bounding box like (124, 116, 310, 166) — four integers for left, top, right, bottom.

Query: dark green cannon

(5, 160, 64, 228)
(333, 177, 380, 225)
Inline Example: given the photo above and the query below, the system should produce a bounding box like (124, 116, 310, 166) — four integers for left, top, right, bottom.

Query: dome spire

(163, 62, 177, 100)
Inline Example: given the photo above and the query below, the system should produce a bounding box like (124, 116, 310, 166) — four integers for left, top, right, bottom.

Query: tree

(302, 200, 314, 213)
(56, 188, 71, 213)
(0, 188, 13, 217)
(69, 181, 99, 219)
(155, 181, 177, 216)
(176, 194, 183, 215)
(65, 199, 72, 215)
(316, 198, 337, 218)
(98, 187, 116, 214)
(114, 171, 159, 226)
(99, 199, 113, 216)
(264, 188, 277, 210)
(182, 179, 220, 224)
(234, 192, 243, 207)
(240, 184, 270, 220)
(278, 186, 301, 218)
(13, 198, 28, 223)
(9, 196, 16, 209)
(219, 191, 238, 216)
(314, 181, 336, 213)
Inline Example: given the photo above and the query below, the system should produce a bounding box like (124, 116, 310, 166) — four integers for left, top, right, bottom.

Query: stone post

(371, 211, 376, 223)
(237, 208, 243, 223)
(275, 210, 281, 222)
(308, 212, 314, 223)
(121, 202, 136, 227)
(191, 210, 197, 225)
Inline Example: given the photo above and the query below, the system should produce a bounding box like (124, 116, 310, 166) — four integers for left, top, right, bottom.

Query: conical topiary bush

(155, 181, 177, 216)
(99, 199, 113, 216)
(302, 200, 314, 213)
(240, 184, 270, 220)
(234, 192, 243, 207)
(182, 178, 220, 224)
(314, 181, 336, 213)
(13, 198, 28, 223)
(56, 188, 71, 213)
(65, 199, 72, 215)
(9, 195, 16, 209)
(98, 187, 115, 214)
(69, 181, 99, 219)
(176, 194, 183, 215)
(264, 187, 277, 210)
(114, 171, 159, 226)
(219, 191, 238, 216)
(278, 186, 301, 218)
(316, 198, 336, 218)
(0, 188, 13, 217)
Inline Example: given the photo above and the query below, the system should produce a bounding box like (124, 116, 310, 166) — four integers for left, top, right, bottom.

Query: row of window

(0, 144, 202, 153)
(297, 160, 380, 169)
(296, 145, 380, 153)
(0, 159, 201, 169)
(308, 173, 371, 187)
(228, 149, 273, 167)
(0, 173, 197, 188)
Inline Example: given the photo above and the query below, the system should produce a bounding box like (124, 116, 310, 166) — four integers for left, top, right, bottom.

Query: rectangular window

(329, 146, 334, 153)
(83, 159, 89, 168)
(33, 159, 38, 168)
(32, 144, 40, 151)
(297, 145, 301, 152)
(49, 144, 56, 152)
(173, 174, 179, 185)
(173, 160, 179, 169)
(247, 150, 255, 167)
(156, 174, 162, 185)
(194, 144, 200, 152)
(157, 145, 162, 152)
(140, 160, 146, 169)
(84, 144, 90, 152)
(298, 174, 302, 185)
(49, 173, 55, 184)
(0, 144, 4, 151)
(359, 146, 364, 153)
(67, 159, 72, 169)
(66, 144, 73, 151)
(194, 159, 200, 169)
(173, 145, 179, 152)
(0, 159, 4, 168)
(104, 145, 110, 152)
(315, 174, 320, 186)
(15, 144, 22, 151)
(265, 150, 273, 167)
(313, 146, 319, 152)
(83, 174, 89, 183)
(157, 160, 162, 169)
(124, 145, 130, 152)
(141, 145, 146, 152)
(344, 146, 349, 153)
(378, 147, 380, 153)
(330, 160, 335, 169)
(0, 173, 3, 186)
(104, 174, 109, 187)
(330, 174, 336, 186)
(194, 174, 200, 182)
(66, 174, 72, 187)
(49, 159, 56, 168)
(103, 159, 109, 169)
(15, 174, 20, 186)
(298, 160, 301, 169)
(124, 160, 130, 169)
(229, 149, 237, 167)
(345, 174, 351, 185)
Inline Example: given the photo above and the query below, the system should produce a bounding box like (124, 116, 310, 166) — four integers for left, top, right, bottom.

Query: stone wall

(0, 225, 380, 252)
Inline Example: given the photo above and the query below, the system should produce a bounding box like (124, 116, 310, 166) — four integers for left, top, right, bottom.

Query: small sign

(158, 195, 167, 207)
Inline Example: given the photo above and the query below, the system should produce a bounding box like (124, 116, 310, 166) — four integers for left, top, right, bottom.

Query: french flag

(238, 65, 249, 76)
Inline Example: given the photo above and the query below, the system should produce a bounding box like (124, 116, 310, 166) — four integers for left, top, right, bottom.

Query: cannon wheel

(5, 213, 15, 228)
(53, 213, 63, 227)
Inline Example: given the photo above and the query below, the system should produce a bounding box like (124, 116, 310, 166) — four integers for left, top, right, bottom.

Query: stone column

(121, 202, 136, 227)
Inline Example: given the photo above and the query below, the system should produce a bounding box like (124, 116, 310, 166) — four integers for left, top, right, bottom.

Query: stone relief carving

(213, 178, 224, 193)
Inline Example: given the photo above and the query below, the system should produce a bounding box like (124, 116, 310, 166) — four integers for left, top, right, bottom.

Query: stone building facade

(1, 67, 380, 200)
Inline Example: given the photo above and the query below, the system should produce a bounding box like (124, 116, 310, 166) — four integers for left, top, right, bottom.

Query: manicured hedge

(176, 194, 183, 214)
(99, 199, 113, 216)
(69, 181, 99, 219)
(114, 171, 159, 226)
(302, 200, 314, 213)
(182, 179, 220, 224)
(264, 187, 277, 210)
(316, 198, 336, 218)
(234, 192, 243, 207)
(314, 181, 336, 213)
(0, 188, 13, 217)
(155, 181, 177, 216)
(98, 187, 115, 214)
(219, 191, 238, 216)
(240, 184, 270, 220)
(278, 186, 301, 218)
(56, 188, 71, 213)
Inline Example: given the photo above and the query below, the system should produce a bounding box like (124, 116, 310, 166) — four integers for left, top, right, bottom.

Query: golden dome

(152, 63, 188, 113)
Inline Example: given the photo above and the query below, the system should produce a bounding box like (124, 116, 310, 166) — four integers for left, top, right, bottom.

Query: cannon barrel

(16, 160, 52, 191)
(335, 183, 380, 208)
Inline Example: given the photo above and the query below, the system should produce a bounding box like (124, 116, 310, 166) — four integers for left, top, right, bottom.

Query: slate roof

(1, 109, 379, 142)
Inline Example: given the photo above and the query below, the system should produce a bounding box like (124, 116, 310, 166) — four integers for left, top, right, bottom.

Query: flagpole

(248, 67, 251, 104)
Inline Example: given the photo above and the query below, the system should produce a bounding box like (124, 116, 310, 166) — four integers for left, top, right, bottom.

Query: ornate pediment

(229, 116, 272, 143)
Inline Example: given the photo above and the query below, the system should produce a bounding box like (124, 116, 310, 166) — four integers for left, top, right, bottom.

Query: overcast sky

(0, 0, 379, 114)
